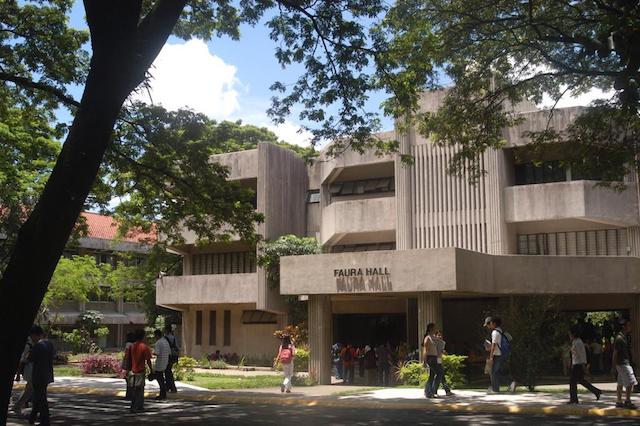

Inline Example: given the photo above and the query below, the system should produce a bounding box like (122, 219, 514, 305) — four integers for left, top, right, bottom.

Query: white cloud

(134, 39, 241, 118)
(266, 121, 314, 147)
(539, 87, 615, 109)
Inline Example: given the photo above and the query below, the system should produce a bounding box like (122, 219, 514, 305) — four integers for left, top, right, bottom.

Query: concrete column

(395, 126, 413, 251)
(308, 295, 332, 385)
(631, 295, 640, 369)
(182, 309, 194, 357)
(417, 292, 442, 360)
(406, 298, 418, 351)
(485, 149, 510, 255)
(116, 324, 124, 347)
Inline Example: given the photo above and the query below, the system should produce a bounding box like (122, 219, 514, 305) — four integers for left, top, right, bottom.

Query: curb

(14, 384, 640, 419)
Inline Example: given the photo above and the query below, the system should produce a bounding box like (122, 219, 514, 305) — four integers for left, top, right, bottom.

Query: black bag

(165, 336, 179, 363)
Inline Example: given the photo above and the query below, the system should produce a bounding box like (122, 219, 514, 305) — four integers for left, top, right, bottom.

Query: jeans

(165, 359, 177, 392)
(343, 364, 355, 384)
(13, 381, 32, 412)
(378, 365, 390, 387)
(570, 364, 600, 402)
(282, 362, 294, 391)
(129, 373, 146, 412)
(425, 356, 441, 397)
(491, 355, 504, 392)
(155, 369, 167, 399)
(29, 382, 49, 425)
(434, 363, 451, 394)
(335, 362, 344, 380)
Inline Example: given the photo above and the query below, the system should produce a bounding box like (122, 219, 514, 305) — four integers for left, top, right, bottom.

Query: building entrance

(332, 314, 407, 348)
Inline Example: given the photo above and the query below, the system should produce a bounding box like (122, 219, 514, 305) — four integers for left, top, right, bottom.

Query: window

(514, 161, 565, 185)
(223, 310, 231, 346)
(191, 252, 256, 275)
(331, 242, 396, 253)
(329, 177, 395, 197)
(209, 311, 216, 345)
(307, 190, 320, 203)
(195, 311, 203, 345)
(241, 310, 278, 324)
(517, 229, 627, 256)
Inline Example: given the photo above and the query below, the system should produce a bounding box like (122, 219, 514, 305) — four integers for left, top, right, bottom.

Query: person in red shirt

(340, 344, 357, 384)
(124, 329, 152, 413)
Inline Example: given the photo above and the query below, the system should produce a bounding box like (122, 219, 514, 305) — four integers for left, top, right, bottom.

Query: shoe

(168, 389, 177, 393)
(616, 401, 625, 408)
(566, 400, 579, 405)
(286, 389, 291, 393)
(624, 401, 637, 409)
(509, 381, 517, 393)
(154, 396, 166, 401)
(487, 389, 497, 394)
(445, 392, 455, 396)
(280, 384, 285, 393)
(595, 390, 601, 401)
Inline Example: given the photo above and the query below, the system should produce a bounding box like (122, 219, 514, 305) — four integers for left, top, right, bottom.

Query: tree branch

(0, 72, 80, 107)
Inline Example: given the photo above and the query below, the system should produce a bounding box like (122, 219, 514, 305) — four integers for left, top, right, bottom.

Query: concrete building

(157, 91, 640, 382)
(51, 212, 153, 348)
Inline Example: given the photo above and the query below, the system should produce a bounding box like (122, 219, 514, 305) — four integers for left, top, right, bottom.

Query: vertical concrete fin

(308, 295, 332, 385)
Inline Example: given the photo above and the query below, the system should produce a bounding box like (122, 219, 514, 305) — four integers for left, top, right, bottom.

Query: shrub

(174, 356, 197, 381)
(79, 354, 122, 376)
(53, 353, 69, 366)
(211, 360, 227, 370)
(198, 356, 211, 368)
(294, 347, 309, 372)
(396, 356, 467, 389)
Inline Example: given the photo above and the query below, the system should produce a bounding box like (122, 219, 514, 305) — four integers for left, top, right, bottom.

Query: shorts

(616, 364, 638, 387)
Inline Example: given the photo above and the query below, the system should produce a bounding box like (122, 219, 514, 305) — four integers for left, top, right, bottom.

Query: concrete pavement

(11, 376, 640, 419)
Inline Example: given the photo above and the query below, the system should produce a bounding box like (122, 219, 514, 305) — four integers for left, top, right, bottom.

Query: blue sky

(64, 2, 394, 146)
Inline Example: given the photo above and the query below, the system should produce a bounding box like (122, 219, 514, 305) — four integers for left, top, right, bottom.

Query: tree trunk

(0, 1, 185, 420)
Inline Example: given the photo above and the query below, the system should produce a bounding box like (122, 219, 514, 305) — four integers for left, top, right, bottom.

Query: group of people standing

(332, 342, 395, 386)
(422, 324, 455, 398)
(122, 324, 180, 412)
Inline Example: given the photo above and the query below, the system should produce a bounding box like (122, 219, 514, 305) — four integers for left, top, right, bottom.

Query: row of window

(514, 161, 605, 186)
(329, 177, 395, 197)
(330, 242, 396, 253)
(191, 252, 256, 275)
(517, 229, 628, 256)
(194, 310, 277, 347)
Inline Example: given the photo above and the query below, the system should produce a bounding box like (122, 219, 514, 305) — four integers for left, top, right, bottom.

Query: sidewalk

(13, 377, 640, 419)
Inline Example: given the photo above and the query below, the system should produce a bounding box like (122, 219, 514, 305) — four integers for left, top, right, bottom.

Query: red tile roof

(81, 211, 156, 244)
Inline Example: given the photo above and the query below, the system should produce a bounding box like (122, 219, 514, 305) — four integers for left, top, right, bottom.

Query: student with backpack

(163, 324, 179, 393)
(484, 316, 516, 393)
(277, 334, 296, 393)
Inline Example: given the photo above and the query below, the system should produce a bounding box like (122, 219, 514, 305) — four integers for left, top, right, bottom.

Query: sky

(63, 2, 612, 148)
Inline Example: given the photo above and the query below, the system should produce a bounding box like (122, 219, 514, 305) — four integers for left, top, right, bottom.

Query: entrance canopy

(280, 247, 640, 296)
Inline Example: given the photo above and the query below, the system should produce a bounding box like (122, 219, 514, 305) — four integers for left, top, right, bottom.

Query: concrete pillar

(485, 149, 510, 255)
(308, 295, 332, 385)
(417, 292, 442, 360)
(181, 309, 194, 357)
(406, 298, 418, 351)
(631, 295, 640, 369)
(395, 126, 413, 251)
(116, 324, 124, 347)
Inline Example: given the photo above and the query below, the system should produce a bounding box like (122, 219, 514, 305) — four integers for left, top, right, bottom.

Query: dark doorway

(333, 314, 406, 347)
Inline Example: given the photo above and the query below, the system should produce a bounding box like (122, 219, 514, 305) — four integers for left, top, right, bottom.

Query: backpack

(280, 346, 293, 364)
(165, 335, 179, 363)
(497, 330, 512, 357)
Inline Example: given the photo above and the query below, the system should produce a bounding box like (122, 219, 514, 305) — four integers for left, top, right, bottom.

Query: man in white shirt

(484, 316, 516, 393)
(568, 326, 601, 404)
(153, 329, 170, 400)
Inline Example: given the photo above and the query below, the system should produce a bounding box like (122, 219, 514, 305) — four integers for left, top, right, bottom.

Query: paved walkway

(12, 377, 640, 419)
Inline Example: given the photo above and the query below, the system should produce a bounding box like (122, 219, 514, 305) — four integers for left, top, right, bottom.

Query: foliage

(79, 354, 122, 376)
(94, 327, 109, 338)
(60, 310, 109, 354)
(53, 353, 69, 366)
(210, 360, 228, 370)
(173, 356, 197, 381)
(198, 356, 211, 369)
(378, 0, 640, 182)
(502, 296, 570, 391)
(258, 236, 321, 324)
(43, 257, 106, 308)
(395, 355, 467, 388)
(78, 310, 104, 336)
(273, 323, 308, 348)
(190, 373, 313, 390)
(293, 347, 309, 372)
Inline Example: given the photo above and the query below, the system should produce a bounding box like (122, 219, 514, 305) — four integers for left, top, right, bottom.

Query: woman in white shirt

(568, 326, 601, 404)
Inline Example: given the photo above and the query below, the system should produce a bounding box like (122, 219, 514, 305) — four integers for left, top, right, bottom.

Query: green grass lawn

(187, 373, 313, 390)
(53, 364, 82, 376)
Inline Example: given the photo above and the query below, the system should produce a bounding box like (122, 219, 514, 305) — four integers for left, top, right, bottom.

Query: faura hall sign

(334, 267, 392, 293)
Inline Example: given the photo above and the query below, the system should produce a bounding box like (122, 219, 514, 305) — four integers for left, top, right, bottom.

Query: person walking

(163, 324, 179, 393)
(364, 345, 377, 385)
(124, 329, 153, 413)
(567, 326, 601, 404)
(122, 332, 135, 400)
(341, 344, 356, 384)
(153, 329, 170, 400)
(13, 337, 34, 415)
(423, 323, 442, 398)
(484, 316, 516, 393)
(376, 342, 392, 387)
(434, 331, 454, 396)
(612, 319, 638, 409)
(277, 334, 296, 393)
(28, 325, 54, 426)
(332, 343, 343, 380)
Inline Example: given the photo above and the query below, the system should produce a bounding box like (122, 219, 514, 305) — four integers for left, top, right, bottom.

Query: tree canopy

(380, 0, 640, 180)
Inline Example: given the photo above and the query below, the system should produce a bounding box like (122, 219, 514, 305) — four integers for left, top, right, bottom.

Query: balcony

(504, 180, 639, 227)
(156, 272, 259, 308)
(321, 196, 396, 245)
